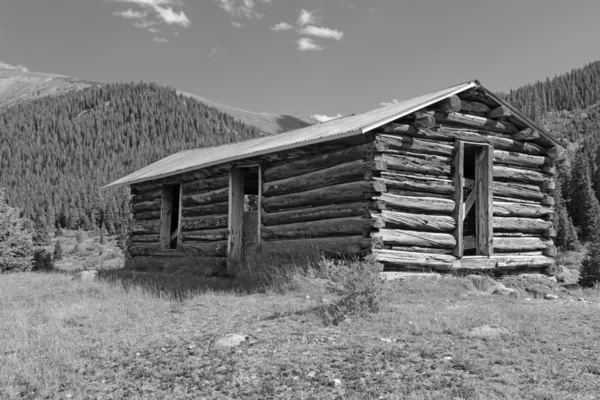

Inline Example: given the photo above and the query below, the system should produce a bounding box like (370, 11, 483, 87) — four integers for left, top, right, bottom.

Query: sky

(1, 0, 600, 121)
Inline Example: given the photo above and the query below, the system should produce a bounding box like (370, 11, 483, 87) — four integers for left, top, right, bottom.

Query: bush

(0, 189, 34, 272)
(53, 240, 64, 261)
(580, 241, 600, 287)
(32, 248, 54, 272)
(71, 243, 81, 254)
(318, 256, 384, 326)
(75, 230, 86, 244)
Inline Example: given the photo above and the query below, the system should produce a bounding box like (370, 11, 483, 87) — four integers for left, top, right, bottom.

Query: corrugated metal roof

(102, 80, 559, 190)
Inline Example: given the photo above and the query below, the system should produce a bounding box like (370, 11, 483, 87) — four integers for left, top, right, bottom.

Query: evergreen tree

(100, 223, 107, 245)
(53, 240, 64, 261)
(553, 173, 579, 250)
(569, 152, 600, 242)
(0, 189, 34, 272)
(579, 239, 600, 287)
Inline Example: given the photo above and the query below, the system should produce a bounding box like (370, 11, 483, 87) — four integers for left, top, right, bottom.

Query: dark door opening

(159, 183, 181, 250)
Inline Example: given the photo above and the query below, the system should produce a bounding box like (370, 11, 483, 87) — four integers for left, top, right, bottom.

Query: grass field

(2, 270, 600, 399)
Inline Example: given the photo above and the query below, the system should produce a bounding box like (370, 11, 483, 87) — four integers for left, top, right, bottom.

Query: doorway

(228, 165, 262, 266)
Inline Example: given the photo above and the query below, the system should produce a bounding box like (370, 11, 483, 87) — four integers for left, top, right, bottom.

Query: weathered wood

(431, 95, 462, 113)
(546, 146, 566, 161)
(494, 181, 544, 201)
(263, 142, 378, 182)
(133, 200, 161, 213)
(182, 202, 229, 218)
(540, 180, 556, 191)
(159, 189, 173, 249)
(182, 214, 228, 231)
(541, 195, 555, 206)
(181, 228, 229, 242)
(129, 244, 161, 256)
(383, 124, 449, 141)
(182, 187, 229, 207)
(412, 114, 436, 129)
(459, 100, 491, 114)
(374, 249, 457, 270)
(375, 210, 455, 232)
(455, 257, 498, 270)
(388, 246, 453, 255)
(182, 175, 229, 194)
(180, 240, 228, 257)
(132, 189, 162, 203)
(493, 165, 550, 184)
(228, 168, 244, 265)
(374, 229, 456, 249)
(434, 112, 518, 134)
(262, 181, 386, 212)
(130, 234, 160, 243)
(262, 201, 382, 226)
(437, 127, 544, 155)
(263, 159, 375, 197)
(543, 244, 557, 257)
(377, 192, 455, 213)
(487, 106, 512, 119)
(375, 154, 452, 176)
(376, 172, 454, 195)
(493, 150, 549, 169)
(494, 256, 554, 269)
(542, 163, 556, 175)
(494, 237, 551, 252)
(476, 145, 494, 256)
(262, 236, 373, 257)
(133, 210, 162, 220)
(493, 202, 553, 218)
(377, 134, 455, 157)
(453, 141, 464, 257)
(512, 128, 540, 141)
(493, 217, 552, 233)
(261, 216, 379, 239)
(131, 219, 161, 235)
(131, 182, 164, 194)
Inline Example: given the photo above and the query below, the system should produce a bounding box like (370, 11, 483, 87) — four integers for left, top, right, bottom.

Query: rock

(466, 325, 510, 339)
(72, 270, 98, 282)
(491, 286, 521, 299)
(331, 379, 342, 386)
(544, 293, 559, 301)
(213, 333, 247, 349)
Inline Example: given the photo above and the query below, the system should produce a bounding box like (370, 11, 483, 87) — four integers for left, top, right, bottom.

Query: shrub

(318, 256, 384, 326)
(579, 240, 600, 287)
(0, 189, 34, 272)
(75, 230, 86, 244)
(71, 243, 81, 254)
(32, 248, 54, 272)
(53, 240, 64, 261)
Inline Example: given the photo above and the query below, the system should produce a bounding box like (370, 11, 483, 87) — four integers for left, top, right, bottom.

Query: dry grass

(2, 271, 600, 399)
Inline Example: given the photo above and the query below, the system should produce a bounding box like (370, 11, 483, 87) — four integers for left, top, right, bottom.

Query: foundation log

(374, 229, 456, 249)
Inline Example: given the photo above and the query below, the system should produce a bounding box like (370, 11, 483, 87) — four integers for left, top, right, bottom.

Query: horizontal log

(437, 128, 544, 155)
(377, 192, 455, 213)
(181, 228, 229, 242)
(262, 181, 386, 212)
(261, 216, 379, 240)
(129, 244, 161, 256)
(435, 112, 518, 134)
(132, 200, 161, 213)
(376, 172, 454, 195)
(494, 237, 551, 252)
(455, 257, 499, 270)
(262, 236, 373, 257)
(541, 195, 555, 206)
(132, 189, 162, 203)
(493, 165, 550, 184)
(133, 210, 162, 221)
(432, 95, 462, 113)
(544, 245, 557, 257)
(181, 215, 228, 231)
(540, 180, 556, 191)
(546, 146, 566, 161)
(512, 128, 540, 141)
(377, 134, 455, 157)
(388, 246, 453, 255)
(375, 154, 452, 176)
(493, 217, 552, 233)
(179, 241, 227, 257)
(487, 106, 512, 119)
(131, 219, 161, 235)
(263, 159, 375, 197)
(263, 142, 379, 182)
(459, 100, 491, 114)
(130, 234, 160, 243)
(494, 181, 544, 201)
(493, 150, 550, 169)
(411, 114, 436, 129)
(375, 210, 455, 232)
(542, 163, 556, 175)
(494, 256, 554, 269)
(182, 202, 229, 218)
(182, 188, 229, 207)
(374, 249, 457, 270)
(131, 182, 164, 194)
(374, 229, 456, 249)
(182, 175, 229, 194)
(382, 124, 449, 141)
(492, 201, 553, 218)
(262, 201, 383, 226)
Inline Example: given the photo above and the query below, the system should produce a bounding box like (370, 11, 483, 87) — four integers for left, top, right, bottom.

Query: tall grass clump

(317, 256, 384, 325)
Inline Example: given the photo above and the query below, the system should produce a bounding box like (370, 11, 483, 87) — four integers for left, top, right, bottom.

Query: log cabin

(102, 80, 565, 275)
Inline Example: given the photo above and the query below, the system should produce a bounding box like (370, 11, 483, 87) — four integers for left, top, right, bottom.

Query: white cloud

(148, 27, 161, 33)
(132, 20, 159, 28)
(153, 5, 190, 27)
(231, 21, 243, 28)
(114, 0, 182, 6)
(297, 9, 318, 26)
(208, 47, 222, 59)
(311, 113, 342, 123)
(0, 60, 28, 72)
(297, 37, 323, 52)
(270, 22, 293, 31)
(380, 99, 400, 107)
(152, 36, 168, 43)
(215, 0, 271, 19)
(299, 25, 343, 40)
(113, 8, 147, 19)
